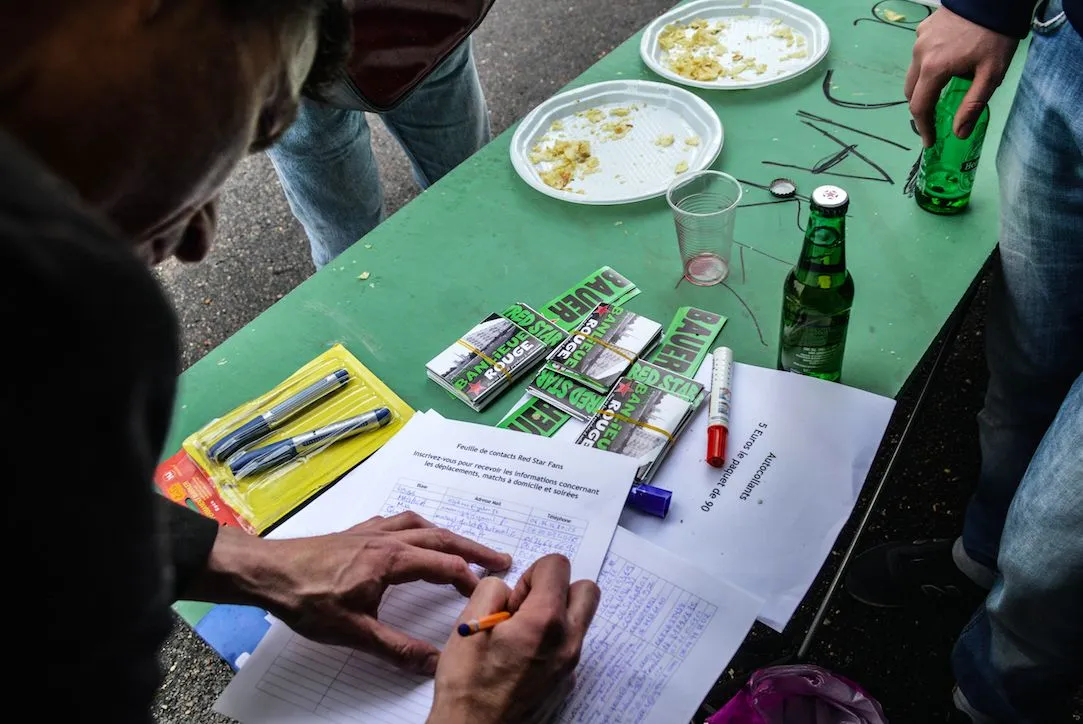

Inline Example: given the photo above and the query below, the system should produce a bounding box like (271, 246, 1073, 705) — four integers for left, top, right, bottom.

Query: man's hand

(189, 512, 512, 674)
(905, 7, 1018, 147)
(428, 555, 600, 724)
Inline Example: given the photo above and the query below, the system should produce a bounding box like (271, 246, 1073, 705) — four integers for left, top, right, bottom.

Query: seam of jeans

(1032, 11, 1067, 31)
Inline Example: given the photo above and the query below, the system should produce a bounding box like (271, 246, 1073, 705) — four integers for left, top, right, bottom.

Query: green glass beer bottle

(914, 76, 990, 214)
(778, 185, 854, 382)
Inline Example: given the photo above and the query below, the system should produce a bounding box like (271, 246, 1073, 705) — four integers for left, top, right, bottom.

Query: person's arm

(905, 4, 1025, 147)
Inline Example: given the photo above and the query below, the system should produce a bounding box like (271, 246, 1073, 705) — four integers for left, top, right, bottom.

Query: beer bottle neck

(795, 212, 846, 286)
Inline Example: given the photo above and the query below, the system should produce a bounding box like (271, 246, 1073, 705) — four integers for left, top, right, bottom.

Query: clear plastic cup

(666, 171, 742, 286)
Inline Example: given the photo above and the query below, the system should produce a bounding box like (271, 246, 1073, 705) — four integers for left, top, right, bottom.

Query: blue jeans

(267, 41, 491, 269)
(953, 2, 1083, 720)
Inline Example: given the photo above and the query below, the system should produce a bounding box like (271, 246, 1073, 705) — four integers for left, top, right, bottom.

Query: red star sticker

(467, 381, 484, 396)
(616, 381, 632, 395)
(595, 304, 610, 315)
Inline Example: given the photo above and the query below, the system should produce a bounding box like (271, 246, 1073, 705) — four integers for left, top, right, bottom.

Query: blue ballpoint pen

(207, 369, 351, 462)
(228, 407, 392, 479)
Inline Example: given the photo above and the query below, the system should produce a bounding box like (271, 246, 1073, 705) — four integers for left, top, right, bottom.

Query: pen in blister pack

(706, 347, 734, 468)
(229, 407, 392, 479)
(208, 369, 351, 461)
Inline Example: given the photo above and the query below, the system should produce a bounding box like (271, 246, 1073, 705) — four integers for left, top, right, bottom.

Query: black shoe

(845, 539, 988, 608)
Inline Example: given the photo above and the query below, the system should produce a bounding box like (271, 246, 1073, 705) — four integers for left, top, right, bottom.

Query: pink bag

(708, 665, 889, 724)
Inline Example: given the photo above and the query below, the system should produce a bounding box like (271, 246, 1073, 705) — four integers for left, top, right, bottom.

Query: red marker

(706, 347, 734, 468)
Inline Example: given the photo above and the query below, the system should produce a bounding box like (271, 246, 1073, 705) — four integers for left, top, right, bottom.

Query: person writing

(1, 1, 595, 721)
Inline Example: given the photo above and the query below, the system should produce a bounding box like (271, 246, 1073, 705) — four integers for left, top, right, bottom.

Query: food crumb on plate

(771, 26, 797, 47)
(600, 120, 634, 140)
(550, 119, 564, 131)
(685, 135, 700, 146)
(610, 107, 633, 117)
(675, 160, 689, 174)
(655, 133, 675, 147)
(531, 139, 597, 191)
(575, 108, 606, 123)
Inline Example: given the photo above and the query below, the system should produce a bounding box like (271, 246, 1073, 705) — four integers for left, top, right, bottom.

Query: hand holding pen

(429, 555, 599, 724)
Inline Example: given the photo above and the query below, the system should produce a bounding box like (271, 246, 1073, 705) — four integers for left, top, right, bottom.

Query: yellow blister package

(182, 344, 413, 533)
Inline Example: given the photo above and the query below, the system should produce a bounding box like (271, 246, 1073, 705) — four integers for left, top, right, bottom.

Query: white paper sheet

(502, 363, 895, 631)
(555, 527, 763, 724)
(620, 363, 895, 630)
(215, 413, 639, 723)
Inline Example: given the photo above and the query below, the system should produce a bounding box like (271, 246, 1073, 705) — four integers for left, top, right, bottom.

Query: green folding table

(166, 0, 1023, 713)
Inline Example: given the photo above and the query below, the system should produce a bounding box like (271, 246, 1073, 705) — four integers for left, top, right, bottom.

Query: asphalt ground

(151, 1, 1082, 721)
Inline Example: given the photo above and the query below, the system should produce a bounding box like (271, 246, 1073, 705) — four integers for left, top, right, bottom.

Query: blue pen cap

(229, 439, 297, 479)
(626, 484, 672, 518)
(208, 416, 272, 462)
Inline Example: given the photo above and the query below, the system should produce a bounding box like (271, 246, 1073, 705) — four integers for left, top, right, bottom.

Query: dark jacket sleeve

(158, 495, 220, 599)
(3, 177, 188, 721)
(942, 0, 1036, 38)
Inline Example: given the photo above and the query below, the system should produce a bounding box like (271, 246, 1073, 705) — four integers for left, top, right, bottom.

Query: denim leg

(951, 7, 1083, 721)
(953, 372, 1083, 722)
(381, 39, 492, 189)
(961, 8, 1083, 570)
(266, 99, 383, 269)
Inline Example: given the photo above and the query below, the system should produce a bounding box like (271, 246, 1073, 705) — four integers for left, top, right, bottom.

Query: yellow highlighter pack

(156, 344, 412, 534)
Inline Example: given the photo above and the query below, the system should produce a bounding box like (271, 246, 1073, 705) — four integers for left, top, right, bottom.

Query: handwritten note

(215, 413, 639, 723)
(556, 528, 762, 724)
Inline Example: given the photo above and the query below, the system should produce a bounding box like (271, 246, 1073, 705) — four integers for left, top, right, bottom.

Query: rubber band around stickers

(573, 333, 637, 362)
(595, 409, 673, 441)
(455, 339, 513, 381)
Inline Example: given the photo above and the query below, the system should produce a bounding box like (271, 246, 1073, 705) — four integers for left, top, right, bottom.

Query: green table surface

(169, 0, 1022, 620)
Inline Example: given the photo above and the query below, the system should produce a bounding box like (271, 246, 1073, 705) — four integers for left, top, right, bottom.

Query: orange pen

(457, 611, 512, 636)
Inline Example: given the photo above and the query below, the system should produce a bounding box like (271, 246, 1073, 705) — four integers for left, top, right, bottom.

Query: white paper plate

(640, 0, 830, 90)
(510, 80, 723, 205)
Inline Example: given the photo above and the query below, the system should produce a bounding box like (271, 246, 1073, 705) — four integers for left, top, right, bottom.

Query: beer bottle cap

(769, 177, 797, 198)
(811, 185, 848, 215)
